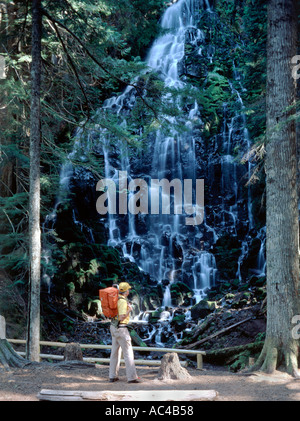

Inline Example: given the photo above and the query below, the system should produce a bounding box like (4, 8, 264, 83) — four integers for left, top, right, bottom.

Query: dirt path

(0, 363, 300, 401)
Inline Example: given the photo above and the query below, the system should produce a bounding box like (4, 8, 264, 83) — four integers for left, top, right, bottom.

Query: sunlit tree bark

(26, 0, 42, 362)
(252, 0, 299, 376)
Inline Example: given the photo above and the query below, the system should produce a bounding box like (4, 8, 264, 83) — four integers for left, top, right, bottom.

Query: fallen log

(183, 317, 253, 350)
(37, 389, 218, 401)
(178, 315, 214, 349)
(129, 328, 148, 347)
(188, 315, 214, 342)
(204, 341, 264, 364)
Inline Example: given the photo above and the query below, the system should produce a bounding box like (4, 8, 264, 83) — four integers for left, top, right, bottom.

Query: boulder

(190, 300, 217, 320)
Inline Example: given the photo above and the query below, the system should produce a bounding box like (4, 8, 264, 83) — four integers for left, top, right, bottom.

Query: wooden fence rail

(1, 316, 205, 368)
(7, 339, 205, 369)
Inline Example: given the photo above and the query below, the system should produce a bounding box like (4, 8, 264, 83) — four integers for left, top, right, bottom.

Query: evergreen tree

(251, 0, 299, 376)
(26, 0, 42, 362)
(0, 0, 167, 284)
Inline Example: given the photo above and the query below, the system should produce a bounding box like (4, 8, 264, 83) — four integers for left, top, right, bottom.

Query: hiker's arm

(119, 303, 132, 321)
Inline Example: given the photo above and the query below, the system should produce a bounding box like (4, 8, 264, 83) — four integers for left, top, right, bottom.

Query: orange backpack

(99, 287, 119, 318)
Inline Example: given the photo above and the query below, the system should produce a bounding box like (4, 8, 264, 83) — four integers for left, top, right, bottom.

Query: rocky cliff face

(46, 1, 266, 344)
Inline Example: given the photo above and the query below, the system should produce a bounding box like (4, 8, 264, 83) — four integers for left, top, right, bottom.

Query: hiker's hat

(119, 282, 131, 292)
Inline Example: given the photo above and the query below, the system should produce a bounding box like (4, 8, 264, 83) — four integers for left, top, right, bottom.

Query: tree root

(246, 339, 300, 377)
(0, 339, 29, 369)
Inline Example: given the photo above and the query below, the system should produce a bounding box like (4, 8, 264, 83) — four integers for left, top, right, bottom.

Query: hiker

(109, 282, 141, 383)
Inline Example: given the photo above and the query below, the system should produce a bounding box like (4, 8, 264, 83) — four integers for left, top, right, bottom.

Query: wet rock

(171, 314, 187, 332)
(190, 299, 217, 320)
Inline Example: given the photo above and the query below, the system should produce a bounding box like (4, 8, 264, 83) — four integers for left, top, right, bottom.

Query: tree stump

(63, 343, 83, 361)
(157, 353, 191, 381)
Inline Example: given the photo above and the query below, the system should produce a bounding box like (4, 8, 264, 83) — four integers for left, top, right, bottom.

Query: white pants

(109, 324, 138, 381)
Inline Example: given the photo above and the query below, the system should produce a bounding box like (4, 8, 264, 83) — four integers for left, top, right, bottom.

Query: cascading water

(97, 0, 217, 304)
(256, 227, 266, 276)
(45, 0, 267, 348)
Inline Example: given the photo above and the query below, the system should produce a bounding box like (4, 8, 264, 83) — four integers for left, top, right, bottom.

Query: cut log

(37, 389, 218, 401)
(157, 352, 191, 380)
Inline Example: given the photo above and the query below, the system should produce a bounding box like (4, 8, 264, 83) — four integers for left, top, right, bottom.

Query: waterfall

(94, 0, 216, 303)
(48, 0, 263, 315)
(256, 227, 266, 276)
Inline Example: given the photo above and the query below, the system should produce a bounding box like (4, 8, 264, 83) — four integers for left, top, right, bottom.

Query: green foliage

(228, 350, 251, 372)
(212, 234, 241, 280)
(0, 0, 170, 290)
(104, 0, 167, 58)
(0, 191, 29, 282)
(0, 0, 272, 308)
(238, 0, 267, 143)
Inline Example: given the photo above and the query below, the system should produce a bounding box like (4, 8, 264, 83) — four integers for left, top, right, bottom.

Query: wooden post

(0, 315, 6, 339)
(197, 353, 203, 370)
(248, 357, 255, 367)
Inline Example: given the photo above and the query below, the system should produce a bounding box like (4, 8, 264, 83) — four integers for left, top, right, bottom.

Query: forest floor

(2, 274, 299, 402)
(1, 361, 300, 401)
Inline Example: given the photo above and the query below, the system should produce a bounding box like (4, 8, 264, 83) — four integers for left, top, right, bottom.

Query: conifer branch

(45, 17, 92, 119)
(41, 9, 159, 119)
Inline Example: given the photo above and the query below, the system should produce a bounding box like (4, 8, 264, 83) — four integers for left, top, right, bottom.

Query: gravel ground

(0, 363, 300, 401)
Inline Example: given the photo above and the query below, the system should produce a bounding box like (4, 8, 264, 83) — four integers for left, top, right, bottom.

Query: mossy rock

(171, 314, 187, 332)
(254, 287, 266, 300)
(212, 234, 241, 280)
(249, 276, 266, 287)
(190, 300, 217, 319)
(148, 310, 162, 323)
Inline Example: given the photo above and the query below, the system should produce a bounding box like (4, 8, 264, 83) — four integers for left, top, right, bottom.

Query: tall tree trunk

(26, 0, 42, 362)
(252, 0, 299, 376)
